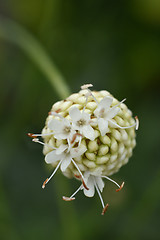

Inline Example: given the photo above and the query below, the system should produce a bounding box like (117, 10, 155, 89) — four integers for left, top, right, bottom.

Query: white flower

(69, 107, 95, 141)
(45, 144, 86, 172)
(94, 96, 120, 136)
(63, 169, 124, 215)
(48, 118, 75, 142)
(42, 143, 87, 188)
(82, 171, 104, 197)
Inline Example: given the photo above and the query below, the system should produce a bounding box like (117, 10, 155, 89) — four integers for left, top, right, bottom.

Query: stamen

(28, 132, 54, 138)
(81, 84, 98, 105)
(116, 181, 124, 192)
(27, 133, 37, 138)
(102, 175, 121, 189)
(32, 138, 56, 149)
(81, 84, 93, 90)
(71, 159, 89, 190)
(62, 196, 75, 201)
(70, 133, 83, 144)
(135, 116, 139, 130)
(42, 178, 49, 189)
(42, 160, 62, 188)
(70, 185, 83, 199)
(109, 119, 137, 130)
(74, 174, 81, 179)
(112, 98, 126, 109)
(101, 203, 109, 215)
(94, 179, 105, 209)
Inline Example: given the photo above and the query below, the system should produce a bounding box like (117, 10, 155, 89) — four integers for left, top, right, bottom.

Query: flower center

(99, 108, 105, 118)
(64, 126, 71, 133)
(77, 119, 86, 126)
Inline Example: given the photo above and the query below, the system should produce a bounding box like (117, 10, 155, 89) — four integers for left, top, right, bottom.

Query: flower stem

(0, 16, 71, 99)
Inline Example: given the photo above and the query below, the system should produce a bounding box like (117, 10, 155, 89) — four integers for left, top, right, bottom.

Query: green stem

(0, 16, 71, 99)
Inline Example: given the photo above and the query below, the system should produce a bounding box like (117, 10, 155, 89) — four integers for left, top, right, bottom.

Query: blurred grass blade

(0, 16, 71, 99)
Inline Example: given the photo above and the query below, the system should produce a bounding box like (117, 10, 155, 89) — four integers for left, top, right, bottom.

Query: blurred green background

(0, 1, 160, 240)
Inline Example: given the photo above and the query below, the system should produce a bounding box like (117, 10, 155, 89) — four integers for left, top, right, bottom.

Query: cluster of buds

(28, 84, 139, 215)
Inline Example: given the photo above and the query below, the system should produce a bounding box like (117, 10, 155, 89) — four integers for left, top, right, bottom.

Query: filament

(94, 179, 105, 208)
(42, 160, 62, 188)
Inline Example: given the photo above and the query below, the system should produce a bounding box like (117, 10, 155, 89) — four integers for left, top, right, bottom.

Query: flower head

(28, 83, 139, 214)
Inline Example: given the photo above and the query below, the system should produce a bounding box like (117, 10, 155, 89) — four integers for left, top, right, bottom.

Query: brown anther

(62, 196, 75, 201)
(116, 182, 124, 192)
(42, 178, 48, 189)
(74, 174, 89, 190)
(48, 111, 51, 115)
(71, 133, 83, 144)
(27, 133, 36, 138)
(82, 179, 89, 190)
(74, 174, 81, 179)
(55, 109, 61, 113)
(101, 203, 109, 215)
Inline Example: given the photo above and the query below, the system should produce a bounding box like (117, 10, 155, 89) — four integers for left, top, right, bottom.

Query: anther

(135, 116, 139, 130)
(82, 179, 89, 190)
(116, 181, 124, 192)
(42, 178, 49, 189)
(74, 174, 89, 190)
(71, 133, 82, 144)
(62, 196, 75, 201)
(101, 203, 109, 215)
(27, 133, 37, 138)
(81, 84, 93, 90)
(74, 174, 81, 179)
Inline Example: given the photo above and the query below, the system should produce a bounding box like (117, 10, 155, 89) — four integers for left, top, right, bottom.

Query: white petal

(45, 150, 62, 164)
(83, 176, 95, 197)
(98, 118, 108, 136)
(63, 118, 71, 127)
(95, 177, 104, 192)
(60, 156, 72, 172)
(81, 111, 90, 122)
(54, 132, 69, 140)
(105, 107, 120, 120)
(94, 97, 113, 117)
(48, 119, 63, 131)
(99, 97, 113, 110)
(70, 145, 87, 158)
(69, 107, 81, 122)
(56, 144, 68, 155)
(82, 125, 95, 141)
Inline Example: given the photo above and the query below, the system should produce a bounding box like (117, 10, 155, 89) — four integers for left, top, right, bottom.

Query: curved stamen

(116, 181, 124, 192)
(135, 116, 139, 130)
(102, 175, 120, 188)
(32, 138, 56, 150)
(109, 116, 138, 130)
(62, 184, 83, 202)
(71, 159, 89, 190)
(42, 160, 62, 189)
(102, 175, 124, 192)
(111, 98, 126, 110)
